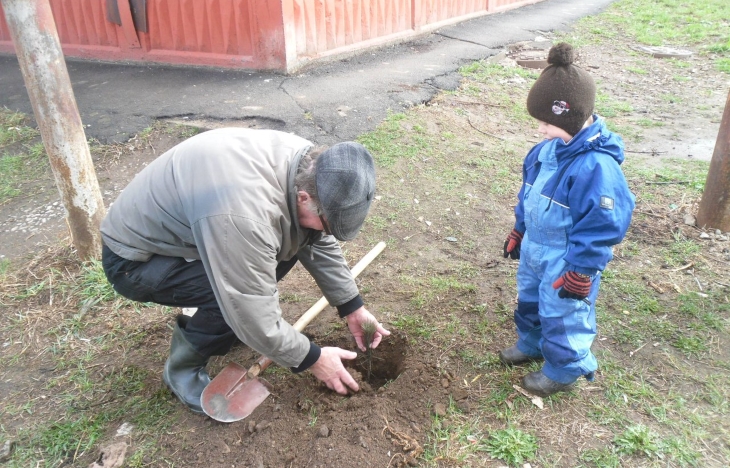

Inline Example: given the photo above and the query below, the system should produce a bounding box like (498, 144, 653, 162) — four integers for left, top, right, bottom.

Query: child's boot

(498, 345, 543, 366)
(522, 370, 574, 397)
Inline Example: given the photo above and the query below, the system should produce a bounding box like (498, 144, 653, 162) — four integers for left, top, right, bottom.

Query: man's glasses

(319, 214, 332, 236)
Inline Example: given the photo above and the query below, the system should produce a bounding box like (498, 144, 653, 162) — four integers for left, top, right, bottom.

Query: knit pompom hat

(526, 43, 596, 136)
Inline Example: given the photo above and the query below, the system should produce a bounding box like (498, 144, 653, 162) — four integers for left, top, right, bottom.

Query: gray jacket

(101, 128, 360, 368)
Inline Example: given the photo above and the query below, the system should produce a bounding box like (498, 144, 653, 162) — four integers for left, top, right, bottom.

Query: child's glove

(503, 229, 524, 260)
(552, 271, 592, 300)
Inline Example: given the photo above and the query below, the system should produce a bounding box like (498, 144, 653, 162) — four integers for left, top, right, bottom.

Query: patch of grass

(164, 124, 201, 139)
(365, 215, 389, 230)
(458, 349, 496, 370)
(458, 62, 535, 123)
(716, 58, 730, 73)
(670, 59, 692, 69)
(573, 0, 730, 74)
(74, 260, 145, 314)
(623, 158, 709, 194)
(635, 118, 664, 128)
(280, 292, 303, 303)
(0, 109, 38, 146)
(0, 150, 48, 201)
(702, 375, 730, 412)
(391, 314, 436, 339)
(664, 437, 702, 467)
(673, 335, 708, 356)
(614, 424, 661, 458)
(600, 357, 661, 406)
(358, 112, 434, 167)
(460, 61, 538, 82)
(662, 93, 683, 104)
(0, 110, 48, 203)
(660, 236, 702, 267)
(35, 414, 112, 464)
(482, 427, 538, 466)
(606, 121, 643, 142)
(430, 276, 476, 294)
(579, 447, 620, 468)
(77, 260, 118, 302)
(0, 258, 10, 275)
(596, 91, 633, 118)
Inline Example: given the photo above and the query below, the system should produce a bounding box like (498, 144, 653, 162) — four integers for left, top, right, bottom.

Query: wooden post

(697, 89, 730, 232)
(2, 0, 106, 260)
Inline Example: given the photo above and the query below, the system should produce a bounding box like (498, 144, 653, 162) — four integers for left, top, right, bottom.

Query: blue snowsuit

(512, 116, 635, 384)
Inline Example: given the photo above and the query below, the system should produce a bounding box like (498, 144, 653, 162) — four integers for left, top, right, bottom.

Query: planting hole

(349, 332, 408, 389)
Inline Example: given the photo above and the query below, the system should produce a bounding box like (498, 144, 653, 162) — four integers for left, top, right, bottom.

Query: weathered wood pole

(697, 89, 730, 231)
(2, 0, 105, 260)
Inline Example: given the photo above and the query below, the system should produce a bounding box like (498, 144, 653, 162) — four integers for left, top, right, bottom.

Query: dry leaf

(513, 384, 544, 409)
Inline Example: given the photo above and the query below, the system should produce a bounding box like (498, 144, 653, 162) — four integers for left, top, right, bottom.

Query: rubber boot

(498, 345, 544, 366)
(163, 315, 211, 414)
(522, 370, 575, 397)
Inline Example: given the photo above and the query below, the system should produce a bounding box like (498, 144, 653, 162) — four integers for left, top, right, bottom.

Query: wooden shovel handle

(245, 241, 387, 378)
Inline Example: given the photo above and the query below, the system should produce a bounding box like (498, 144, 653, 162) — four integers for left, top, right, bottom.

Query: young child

(500, 43, 635, 397)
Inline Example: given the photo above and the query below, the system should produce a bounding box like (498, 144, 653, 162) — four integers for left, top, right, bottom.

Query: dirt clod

(456, 401, 472, 414)
(0, 441, 15, 463)
(432, 403, 447, 417)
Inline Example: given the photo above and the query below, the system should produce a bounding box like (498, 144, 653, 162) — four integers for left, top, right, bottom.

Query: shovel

(201, 241, 387, 422)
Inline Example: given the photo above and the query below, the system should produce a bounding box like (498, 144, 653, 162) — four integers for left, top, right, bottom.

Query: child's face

(537, 121, 572, 143)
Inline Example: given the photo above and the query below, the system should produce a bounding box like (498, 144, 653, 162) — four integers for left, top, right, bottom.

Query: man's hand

(308, 347, 359, 394)
(346, 307, 391, 352)
(552, 271, 592, 300)
(503, 229, 524, 260)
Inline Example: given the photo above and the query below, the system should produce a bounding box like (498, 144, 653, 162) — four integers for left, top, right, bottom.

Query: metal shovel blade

(201, 243, 387, 423)
(201, 362, 274, 423)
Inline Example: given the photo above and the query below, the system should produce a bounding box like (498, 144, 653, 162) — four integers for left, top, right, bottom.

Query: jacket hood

(554, 115, 625, 165)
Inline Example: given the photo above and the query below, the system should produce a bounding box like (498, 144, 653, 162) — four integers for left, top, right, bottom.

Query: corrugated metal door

(0, 0, 286, 69)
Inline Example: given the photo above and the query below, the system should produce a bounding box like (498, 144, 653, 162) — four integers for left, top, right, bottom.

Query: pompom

(547, 43, 574, 66)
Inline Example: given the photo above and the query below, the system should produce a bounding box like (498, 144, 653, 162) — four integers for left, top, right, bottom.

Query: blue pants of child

(514, 247, 600, 384)
(514, 146, 600, 384)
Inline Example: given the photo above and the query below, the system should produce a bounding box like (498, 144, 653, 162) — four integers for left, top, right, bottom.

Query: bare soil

(1, 30, 730, 468)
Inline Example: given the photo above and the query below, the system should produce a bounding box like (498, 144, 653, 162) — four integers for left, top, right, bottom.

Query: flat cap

(316, 142, 376, 241)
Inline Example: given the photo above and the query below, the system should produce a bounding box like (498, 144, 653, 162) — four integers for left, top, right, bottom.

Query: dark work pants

(102, 245, 298, 357)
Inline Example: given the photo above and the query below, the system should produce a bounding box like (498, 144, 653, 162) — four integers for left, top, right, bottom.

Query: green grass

(483, 427, 538, 466)
(635, 118, 664, 127)
(623, 158, 709, 194)
(614, 424, 661, 458)
(717, 58, 730, 73)
(3, 358, 175, 467)
(0, 109, 38, 146)
(573, 0, 730, 73)
(595, 91, 634, 118)
(0, 109, 48, 202)
(358, 112, 435, 167)
(0, 150, 48, 200)
(458, 61, 536, 123)
(579, 447, 621, 468)
(391, 314, 436, 339)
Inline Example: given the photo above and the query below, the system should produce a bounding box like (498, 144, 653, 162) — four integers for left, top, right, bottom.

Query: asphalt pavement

(0, 0, 615, 145)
